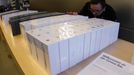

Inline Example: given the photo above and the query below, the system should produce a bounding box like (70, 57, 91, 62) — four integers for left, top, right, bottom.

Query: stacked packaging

(26, 18, 119, 75)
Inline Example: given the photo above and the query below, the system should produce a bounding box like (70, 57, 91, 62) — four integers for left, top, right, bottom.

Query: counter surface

(0, 19, 134, 75)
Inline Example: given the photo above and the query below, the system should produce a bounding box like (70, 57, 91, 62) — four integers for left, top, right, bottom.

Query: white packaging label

(77, 53, 134, 75)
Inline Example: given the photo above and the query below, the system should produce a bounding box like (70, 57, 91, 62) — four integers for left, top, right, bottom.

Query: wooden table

(0, 18, 134, 75)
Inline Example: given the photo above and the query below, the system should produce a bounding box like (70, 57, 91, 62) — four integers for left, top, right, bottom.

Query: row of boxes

(9, 12, 64, 35)
(2, 10, 38, 25)
(0, 10, 38, 36)
(20, 15, 88, 31)
(0, 10, 19, 17)
(26, 18, 120, 75)
(20, 14, 88, 42)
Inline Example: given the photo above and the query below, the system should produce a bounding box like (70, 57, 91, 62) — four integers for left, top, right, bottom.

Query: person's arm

(104, 5, 117, 21)
(79, 2, 90, 16)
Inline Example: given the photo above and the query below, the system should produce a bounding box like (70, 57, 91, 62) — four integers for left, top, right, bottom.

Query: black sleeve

(103, 5, 117, 21)
(79, 2, 90, 16)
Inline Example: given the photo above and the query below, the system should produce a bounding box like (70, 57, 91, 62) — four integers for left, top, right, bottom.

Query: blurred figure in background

(68, 0, 117, 21)
(0, 5, 5, 13)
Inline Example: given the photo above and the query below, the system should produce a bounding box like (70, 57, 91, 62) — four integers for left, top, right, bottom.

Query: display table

(0, 18, 48, 75)
(0, 18, 134, 75)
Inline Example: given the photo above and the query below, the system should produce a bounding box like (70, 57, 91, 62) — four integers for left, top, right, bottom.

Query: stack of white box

(20, 15, 88, 31)
(26, 18, 120, 75)
(0, 10, 18, 17)
(20, 15, 88, 41)
(2, 10, 38, 25)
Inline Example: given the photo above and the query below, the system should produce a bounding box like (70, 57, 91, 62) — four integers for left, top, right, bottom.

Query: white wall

(0, 0, 8, 6)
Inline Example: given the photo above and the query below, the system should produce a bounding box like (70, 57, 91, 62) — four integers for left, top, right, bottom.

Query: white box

(34, 38, 46, 69)
(95, 29, 102, 52)
(20, 15, 88, 31)
(98, 20, 119, 50)
(2, 10, 38, 25)
(59, 40, 69, 72)
(83, 32, 91, 59)
(26, 18, 120, 75)
(21, 15, 88, 43)
(29, 31, 61, 75)
(26, 33, 38, 61)
(90, 31, 97, 56)
(26, 22, 86, 75)
(112, 23, 120, 43)
(69, 34, 84, 67)
(0, 10, 18, 17)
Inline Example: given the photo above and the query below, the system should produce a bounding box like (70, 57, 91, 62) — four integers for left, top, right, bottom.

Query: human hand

(66, 12, 78, 15)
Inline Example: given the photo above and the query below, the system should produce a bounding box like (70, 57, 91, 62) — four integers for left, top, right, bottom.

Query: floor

(0, 38, 24, 75)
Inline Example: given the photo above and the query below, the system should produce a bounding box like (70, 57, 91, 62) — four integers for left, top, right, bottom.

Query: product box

(2, 10, 38, 25)
(0, 10, 19, 18)
(20, 15, 88, 32)
(9, 12, 64, 35)
(26, 18, 120, 75)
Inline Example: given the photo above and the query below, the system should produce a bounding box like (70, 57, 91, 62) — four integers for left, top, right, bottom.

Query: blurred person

(67, 0, 117, 21)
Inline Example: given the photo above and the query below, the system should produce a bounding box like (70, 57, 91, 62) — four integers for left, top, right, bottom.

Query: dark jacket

(79, 2, 117, 21)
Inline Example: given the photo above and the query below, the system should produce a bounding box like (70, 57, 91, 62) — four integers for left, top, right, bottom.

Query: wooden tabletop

(0, 19, 134, 75)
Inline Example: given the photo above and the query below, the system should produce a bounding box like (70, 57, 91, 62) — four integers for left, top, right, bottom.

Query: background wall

(0, 0, 8, 6)
(107, 0, 134, 42)
(29, 0, 88, 12)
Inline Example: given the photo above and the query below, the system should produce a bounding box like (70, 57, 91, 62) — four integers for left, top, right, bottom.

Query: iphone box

(26, 18, 119, 75)
(2, 10, 38, 25)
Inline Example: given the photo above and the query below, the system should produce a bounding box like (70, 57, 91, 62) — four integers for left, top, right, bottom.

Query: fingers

(66, 12, 78, 15)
